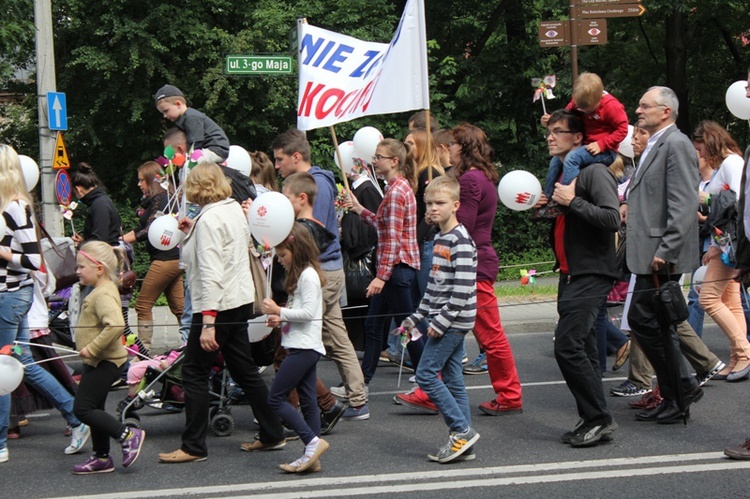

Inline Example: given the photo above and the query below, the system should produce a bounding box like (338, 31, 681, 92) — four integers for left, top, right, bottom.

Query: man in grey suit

(725, 68, 750, 460)
(623, 86, 703, 424)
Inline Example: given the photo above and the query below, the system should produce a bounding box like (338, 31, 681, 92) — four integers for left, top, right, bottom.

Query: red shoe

(628, 385, 662, 409)
(395, 389, 439, 415)
(478, 399, 523, 416)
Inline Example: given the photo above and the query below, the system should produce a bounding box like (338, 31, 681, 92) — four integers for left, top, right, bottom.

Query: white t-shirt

(279, 266, 325, 355)
(706, 153, 744, 200)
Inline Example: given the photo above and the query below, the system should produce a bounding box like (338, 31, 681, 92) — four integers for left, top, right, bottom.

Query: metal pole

(570, 2, 578, 87)
(34, 0, 63, 236)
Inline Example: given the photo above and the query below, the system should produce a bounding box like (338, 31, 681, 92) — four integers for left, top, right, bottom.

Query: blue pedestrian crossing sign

(47, 92, 68, 131)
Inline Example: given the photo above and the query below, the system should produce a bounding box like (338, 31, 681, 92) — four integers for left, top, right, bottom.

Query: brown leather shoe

(158, 449, 207, 463)
(295, 439, 329, 473)
(240, 439, 286, 452)
(279, 459, 322, 473)
(612, 339, 631, 371)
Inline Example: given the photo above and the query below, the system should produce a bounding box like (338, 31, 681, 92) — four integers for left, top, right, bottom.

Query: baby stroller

(117, 350, 236, 437)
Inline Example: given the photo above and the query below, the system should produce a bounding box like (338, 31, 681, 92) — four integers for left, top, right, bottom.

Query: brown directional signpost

(539, 0, 646, 84)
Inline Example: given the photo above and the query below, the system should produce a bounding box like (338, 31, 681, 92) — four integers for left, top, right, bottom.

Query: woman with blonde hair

(694, 121, 749, 381)
(0, 145, 91, 463)
(158, 163, 283, 463)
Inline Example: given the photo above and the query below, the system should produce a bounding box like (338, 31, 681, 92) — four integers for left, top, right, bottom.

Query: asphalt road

(5, 321, 750, 498)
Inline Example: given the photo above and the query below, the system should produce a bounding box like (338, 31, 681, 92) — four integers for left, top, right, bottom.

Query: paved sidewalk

(137, 293, 562, 355)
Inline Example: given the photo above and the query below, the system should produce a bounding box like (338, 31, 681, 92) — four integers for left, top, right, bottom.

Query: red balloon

(173, 153, 186, 167)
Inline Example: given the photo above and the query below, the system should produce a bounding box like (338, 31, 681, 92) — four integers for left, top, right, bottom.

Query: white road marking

(55, 452, 745, 499)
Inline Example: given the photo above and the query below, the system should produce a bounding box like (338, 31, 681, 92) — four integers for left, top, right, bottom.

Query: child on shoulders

(539, 72, 628, 218)
(154, 84, 230, 163)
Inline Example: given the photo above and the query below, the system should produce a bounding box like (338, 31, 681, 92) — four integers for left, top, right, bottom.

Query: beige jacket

(75, 281, 127, 368)
(182, 199, 254, 312)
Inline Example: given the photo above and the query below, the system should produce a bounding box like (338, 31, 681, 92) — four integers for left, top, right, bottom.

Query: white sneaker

(329, 385, 368, 399)
(65, 424, 91, 455)
(329, 385, 347, 398)
(0, 447, 8, 463)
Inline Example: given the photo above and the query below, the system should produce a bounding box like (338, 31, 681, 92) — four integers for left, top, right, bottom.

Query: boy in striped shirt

(400, 175, 478, 463)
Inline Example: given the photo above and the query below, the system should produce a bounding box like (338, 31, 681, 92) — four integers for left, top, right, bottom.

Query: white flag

(296, 0, 429, 131)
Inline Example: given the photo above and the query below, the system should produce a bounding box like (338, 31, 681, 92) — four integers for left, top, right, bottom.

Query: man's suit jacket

(626, 124, 699, 275)
(735, 145, 750, 268)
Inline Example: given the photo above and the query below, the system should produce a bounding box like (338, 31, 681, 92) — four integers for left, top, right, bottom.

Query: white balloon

(247, 315, 273, 343)
(226, 145, 253, 177)
(247, 191, 295, 249)
(353, 126, 384, 163)
(334, 141, 357, 174)
(618, 125, 635, 159)
(692, 265, 708, 295)
(148, 214, 184, 251)
(726, 81, 750, 120)
(0, 355, 24, 396)
(19, 155, 40, 191)
(497, 170, 542, 212)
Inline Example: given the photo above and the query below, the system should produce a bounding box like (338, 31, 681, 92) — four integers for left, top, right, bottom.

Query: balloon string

(23, 353, 80, 367)
(14, 340, 78, 355)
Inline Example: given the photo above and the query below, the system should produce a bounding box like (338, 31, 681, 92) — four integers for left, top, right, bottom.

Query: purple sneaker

(121, 428, 146, 468)
(72, 455, 115, 475)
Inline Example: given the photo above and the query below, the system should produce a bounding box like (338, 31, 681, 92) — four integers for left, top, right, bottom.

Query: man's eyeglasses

(544, 130, 575, 139)
(372, 154, 396, 162)
(637, 103, 666, 111)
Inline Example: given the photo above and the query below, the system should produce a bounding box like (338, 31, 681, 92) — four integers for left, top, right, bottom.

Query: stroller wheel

(210, 413, 235, 437)
(123, 417, 143, 429)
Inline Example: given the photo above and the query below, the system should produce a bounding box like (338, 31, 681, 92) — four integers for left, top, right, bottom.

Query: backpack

(707, 188, 739, 265)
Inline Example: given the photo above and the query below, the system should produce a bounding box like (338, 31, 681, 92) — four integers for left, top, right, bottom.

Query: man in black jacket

(538, 110, 621, 447)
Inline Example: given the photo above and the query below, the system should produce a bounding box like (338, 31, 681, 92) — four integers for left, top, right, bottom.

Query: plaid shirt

(361, 175, 420, 281)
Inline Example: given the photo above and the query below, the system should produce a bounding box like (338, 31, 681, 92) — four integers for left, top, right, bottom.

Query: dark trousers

(268, 348, 321, 445)
(554, 274, 613, 426)
(73, 361, 125, 457)
(361, 264, 423, 384)
(627, 274, 698, 402)
(181, 304, 283, 457)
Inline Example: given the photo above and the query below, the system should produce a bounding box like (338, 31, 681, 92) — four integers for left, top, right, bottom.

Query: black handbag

(652, 272, 689, 325)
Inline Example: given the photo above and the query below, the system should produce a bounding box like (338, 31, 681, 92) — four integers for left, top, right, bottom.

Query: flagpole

(424, 109, 433, 182)
(329, 126, 351, 193)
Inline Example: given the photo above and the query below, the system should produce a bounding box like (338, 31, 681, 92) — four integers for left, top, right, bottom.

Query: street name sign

(226, 55, 294, 75)
(572, 4, 646, 18)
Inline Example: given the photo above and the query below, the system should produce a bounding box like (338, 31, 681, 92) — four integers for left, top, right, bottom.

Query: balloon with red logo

(497, 170, 542, 211)
(247, 192, 295, 249)
(148, 214, 184, 251)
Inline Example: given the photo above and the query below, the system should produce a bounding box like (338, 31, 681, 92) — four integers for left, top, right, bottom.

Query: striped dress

(0, 200, 41, 292)
(406, 224, 477, 335)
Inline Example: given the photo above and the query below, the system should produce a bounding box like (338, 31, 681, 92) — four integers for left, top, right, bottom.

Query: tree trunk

(664, 11, 690, 133)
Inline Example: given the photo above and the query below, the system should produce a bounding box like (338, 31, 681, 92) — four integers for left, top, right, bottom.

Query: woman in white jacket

(158, 163, 284, 464)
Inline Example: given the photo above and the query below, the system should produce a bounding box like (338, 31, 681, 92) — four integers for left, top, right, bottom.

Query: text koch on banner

(296, 0, 429, 131)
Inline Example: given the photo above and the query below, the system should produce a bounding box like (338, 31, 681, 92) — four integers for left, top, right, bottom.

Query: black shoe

(568, 419, 618, 447)
(656, 386, 703, 424)
(561, 419, 613, 444)
(321, 401, 348, 436)
(635, 400, 670, 421)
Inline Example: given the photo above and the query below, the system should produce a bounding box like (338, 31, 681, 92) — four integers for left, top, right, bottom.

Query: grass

(495, 281, 558, 301)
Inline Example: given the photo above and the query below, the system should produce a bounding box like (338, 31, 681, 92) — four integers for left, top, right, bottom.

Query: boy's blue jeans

(544, 147, 617, 198)
(416, 330, 471, 434)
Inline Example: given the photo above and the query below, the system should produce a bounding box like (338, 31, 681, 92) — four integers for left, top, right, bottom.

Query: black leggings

(73, 361, 126, 457)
